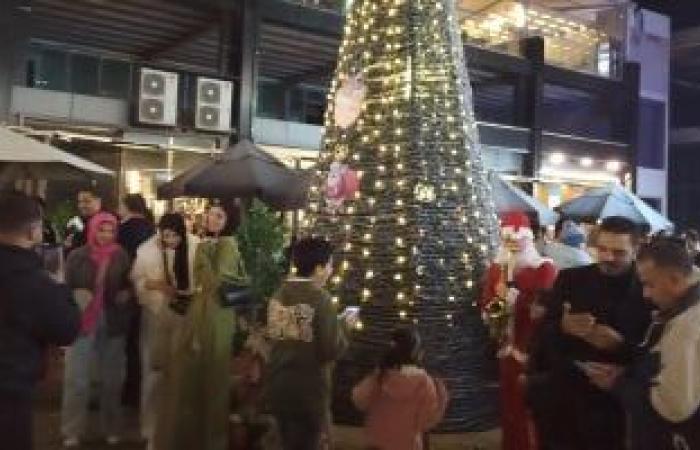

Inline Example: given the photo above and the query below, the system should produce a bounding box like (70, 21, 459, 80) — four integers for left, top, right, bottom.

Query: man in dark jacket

(264, 237, 358, 449)
(585, 237, 700, 450)
(527, 216, 654, 450)
(64, 189, 102, 255)
(0, 191, 81, 450)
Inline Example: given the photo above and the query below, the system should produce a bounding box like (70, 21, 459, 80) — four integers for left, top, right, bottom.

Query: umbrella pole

(292, 209, 299, 239)
(239, 197, 251, 224)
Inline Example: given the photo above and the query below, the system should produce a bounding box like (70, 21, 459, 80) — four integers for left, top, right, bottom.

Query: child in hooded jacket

(352, 327, 449, 450)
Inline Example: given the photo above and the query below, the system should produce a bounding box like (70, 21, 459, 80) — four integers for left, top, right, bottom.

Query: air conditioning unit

(195, 77, 233, 132)
(138, 68, 179, 126)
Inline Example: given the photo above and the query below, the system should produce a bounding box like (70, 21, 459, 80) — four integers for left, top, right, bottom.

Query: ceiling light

(549, 153, 566, 165)
(511, 2, 526, 28)
(580, 157, 593, 167)
(606, 160, 622, 172)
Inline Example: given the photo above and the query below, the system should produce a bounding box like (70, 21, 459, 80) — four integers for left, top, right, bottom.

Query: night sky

(636, 0, 700, 30)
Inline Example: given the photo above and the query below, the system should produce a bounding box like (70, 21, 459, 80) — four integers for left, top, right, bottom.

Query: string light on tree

(302, 0, 499, 432)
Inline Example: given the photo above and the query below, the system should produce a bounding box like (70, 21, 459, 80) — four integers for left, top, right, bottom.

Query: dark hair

(555, 218, 566, 238)
(598, 216, 641, 243)
(528, 213, 543, 239)
(379, 327, 422, 382)
(292, 237, 333, 277)
(33, 196, 47, 210)
(78, 188, 101, 199)
(638, 236, 694, 276)
(158, 213, 190, 291)
(209, 199, 240, 237)
(0, 191, 42, 234)
(123, 193, 154, 224)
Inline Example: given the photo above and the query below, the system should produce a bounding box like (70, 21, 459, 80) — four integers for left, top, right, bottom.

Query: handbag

(213, 238, 252, 308)
(161, 247, 193, 316)
(169, 292, 193, 315)
(219, 281, 252, 308)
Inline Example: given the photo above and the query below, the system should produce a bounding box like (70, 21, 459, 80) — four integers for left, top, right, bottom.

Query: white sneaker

(106, 435, 121, 446)
(62, 437, 80, 448)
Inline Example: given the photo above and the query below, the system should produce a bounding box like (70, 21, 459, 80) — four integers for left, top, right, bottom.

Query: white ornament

(414, 182, 436, 203)
(334, 74, 366, 128)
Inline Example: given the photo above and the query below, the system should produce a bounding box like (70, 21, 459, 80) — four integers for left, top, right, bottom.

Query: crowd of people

(481, 212, 700, 450)
(2, 186, 700, 450)
(0, 189, 438, 450)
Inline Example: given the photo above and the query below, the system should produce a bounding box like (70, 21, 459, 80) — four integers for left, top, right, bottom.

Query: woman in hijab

(132, 213, 199, 450)
(164, 200, 249, 450)
(61, 212, 133, 448)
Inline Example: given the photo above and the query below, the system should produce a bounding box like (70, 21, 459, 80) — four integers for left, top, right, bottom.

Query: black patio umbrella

(157, 139, 309, 210)
(156, 157, 213, 200)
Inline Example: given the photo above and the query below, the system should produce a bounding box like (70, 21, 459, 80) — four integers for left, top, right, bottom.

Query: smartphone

(573, 360, 591, 373)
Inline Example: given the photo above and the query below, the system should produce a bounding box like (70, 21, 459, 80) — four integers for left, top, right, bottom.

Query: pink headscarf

(81, 212, 120, 334)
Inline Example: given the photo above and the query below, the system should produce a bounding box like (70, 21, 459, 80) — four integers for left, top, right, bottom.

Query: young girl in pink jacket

(352, 328, 449, 450)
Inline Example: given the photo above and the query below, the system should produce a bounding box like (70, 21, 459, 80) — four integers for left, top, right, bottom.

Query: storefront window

(100, 59, 131, 99)
(26, 43, 133, 99)
(258, 81, 286, 120)
(26, 46, 69, 91)
(288, 87, 305, 122)
(304, 89, 326, 125)
(472, 79, 517, 125)
(542, 83, 613, 141)
(71, 54, 99, 96)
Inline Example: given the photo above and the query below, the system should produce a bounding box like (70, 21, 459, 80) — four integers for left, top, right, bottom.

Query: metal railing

(281, 0, 626, 79)
(459, 0, 627, 79)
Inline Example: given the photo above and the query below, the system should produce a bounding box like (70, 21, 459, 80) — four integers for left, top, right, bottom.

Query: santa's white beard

(495, 241, 546, 273)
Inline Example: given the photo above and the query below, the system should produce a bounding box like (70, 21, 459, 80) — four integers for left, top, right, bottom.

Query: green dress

(156, 236, 248, 450)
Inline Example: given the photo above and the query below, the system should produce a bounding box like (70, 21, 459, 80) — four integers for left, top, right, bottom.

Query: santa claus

(480, 211, 557, 450)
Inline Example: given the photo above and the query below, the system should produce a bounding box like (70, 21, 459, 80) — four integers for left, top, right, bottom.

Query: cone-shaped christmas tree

(303, 0, 501, 431)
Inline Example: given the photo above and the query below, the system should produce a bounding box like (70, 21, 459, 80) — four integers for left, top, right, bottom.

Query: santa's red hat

(500, 211, 534, 241)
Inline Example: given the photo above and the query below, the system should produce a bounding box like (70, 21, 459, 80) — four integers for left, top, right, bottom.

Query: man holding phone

(584, 237, 700, 449)
(527, 216, 654, 450)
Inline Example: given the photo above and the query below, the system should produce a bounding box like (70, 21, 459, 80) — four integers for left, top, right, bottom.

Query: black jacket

(527, 264, 654, 449)
(0, 244, 80, 399)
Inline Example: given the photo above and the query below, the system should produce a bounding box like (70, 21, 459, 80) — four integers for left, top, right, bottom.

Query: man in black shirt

(64, 189, 102, 255)
(528, 216, 654, 450)
(0, 191, 80, 450)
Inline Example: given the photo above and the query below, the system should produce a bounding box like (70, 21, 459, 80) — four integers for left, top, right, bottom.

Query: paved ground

(33, 350, 144, 450)
(33, 352, 500, 450)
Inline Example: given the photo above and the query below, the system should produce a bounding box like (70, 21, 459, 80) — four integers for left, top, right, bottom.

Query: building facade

(0, 0, 670, 216)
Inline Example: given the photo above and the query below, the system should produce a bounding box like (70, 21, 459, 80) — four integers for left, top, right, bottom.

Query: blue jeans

(61, 317, 126, 439)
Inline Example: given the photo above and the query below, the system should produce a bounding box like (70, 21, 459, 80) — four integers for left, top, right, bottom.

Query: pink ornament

(325, 162, 360, 213)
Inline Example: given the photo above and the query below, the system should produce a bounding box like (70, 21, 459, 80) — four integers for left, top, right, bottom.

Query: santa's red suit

(481, 212, 557, 450)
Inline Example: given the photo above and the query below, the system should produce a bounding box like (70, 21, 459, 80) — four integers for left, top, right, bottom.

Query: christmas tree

(303, 0, 501, 431)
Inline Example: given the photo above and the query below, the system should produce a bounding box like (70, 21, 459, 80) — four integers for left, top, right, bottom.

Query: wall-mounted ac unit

(138, 68, 179, 126)
(195, 77, 233, 132)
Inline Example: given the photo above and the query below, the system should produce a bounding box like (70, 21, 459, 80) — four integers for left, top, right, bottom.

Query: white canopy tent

(0, 126, 113, 177)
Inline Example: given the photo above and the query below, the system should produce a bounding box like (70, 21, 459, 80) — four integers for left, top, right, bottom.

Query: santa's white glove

(505, 287, 520, 306)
